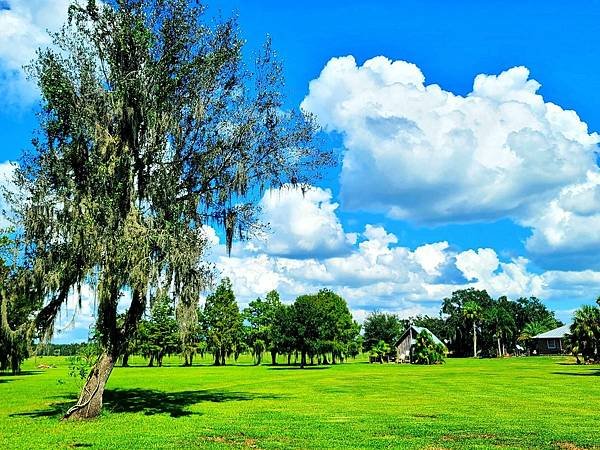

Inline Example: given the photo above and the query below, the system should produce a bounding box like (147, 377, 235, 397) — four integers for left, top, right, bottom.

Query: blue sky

(2, 1, 600, 342)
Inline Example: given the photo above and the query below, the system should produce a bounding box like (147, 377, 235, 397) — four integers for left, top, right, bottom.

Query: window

(547, 339, 556, 350)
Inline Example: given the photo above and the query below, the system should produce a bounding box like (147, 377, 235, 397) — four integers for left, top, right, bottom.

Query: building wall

(535, 338, 563, 355)
(396, 329, 416, 361)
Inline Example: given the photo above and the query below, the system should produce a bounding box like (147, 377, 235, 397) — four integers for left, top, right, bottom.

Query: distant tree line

(363, 288, 564, 359)
(108, 278, 362, 369)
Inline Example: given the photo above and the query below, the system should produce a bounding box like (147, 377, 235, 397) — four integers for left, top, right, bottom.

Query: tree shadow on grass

(11, 388, 283, 419)
(267, 366, 331, 370)
(553, 369, 600, 377)
(0, 370, 43, 383)
(0, 370, 43, 377)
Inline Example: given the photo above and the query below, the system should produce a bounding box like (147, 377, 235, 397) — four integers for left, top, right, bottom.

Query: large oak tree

(12, 0, 328, 419)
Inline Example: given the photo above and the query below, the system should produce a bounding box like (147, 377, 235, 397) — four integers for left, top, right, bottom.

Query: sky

(2, 1, 600, 342)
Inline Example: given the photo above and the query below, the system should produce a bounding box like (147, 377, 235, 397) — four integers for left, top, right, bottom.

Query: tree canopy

(6, 0, 328, 419)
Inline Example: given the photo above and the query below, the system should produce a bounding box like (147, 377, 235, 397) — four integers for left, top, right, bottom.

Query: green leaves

(412, 330, 447, 365)
(16, 0, 327, 362)
(202, 277, 242, 365)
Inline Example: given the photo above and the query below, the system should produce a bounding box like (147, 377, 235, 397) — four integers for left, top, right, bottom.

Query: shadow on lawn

(268, 365, 331, 370)
(553, 369, 600, 377)
(0, 370, 43, 383)
(11, 388, 283, 419)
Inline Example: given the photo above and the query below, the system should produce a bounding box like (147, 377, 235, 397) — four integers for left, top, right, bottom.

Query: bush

(412, 330, 446, 365)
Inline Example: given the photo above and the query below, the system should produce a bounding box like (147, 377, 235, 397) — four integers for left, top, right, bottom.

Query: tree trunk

(473, 322, 477, 357)
(214, 349, 221, 366)
(497, 337, 501, 358)
(220, 351, 226, 366)
(121, 352, 129, 367)
(189, 354, 193, 366)
(148, 354, 154, 367)
(300, 351, 306, 368)
(64, 353, 115, 420)
(271, 350, 277, 365)
(287, 353, 291, 365)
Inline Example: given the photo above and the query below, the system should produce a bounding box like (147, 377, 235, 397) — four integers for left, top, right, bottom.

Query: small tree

(570, 304, 600, 364)
(271, 303, 295, 365)
(243, 290, 282, 365)
(412, 330, 446, 365)
(369, 340, 391, 364)
(291, 294, 322, 368)
(363, 312, 402, 355)
(138, 294, 179, 367)
(202, 278, 242, 366)
(462, 301, 482, 357)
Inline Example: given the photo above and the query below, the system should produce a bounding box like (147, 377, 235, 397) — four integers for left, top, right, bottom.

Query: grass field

(0, 355, 598, 449)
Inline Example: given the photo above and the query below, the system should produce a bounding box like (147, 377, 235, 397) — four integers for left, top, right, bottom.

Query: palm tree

(518, 321, 548, 353)
(487, 306, 515, 357)
(463, 301, 482, 357)
(370, 340, 391, 364)
(570, 305, 600, 364)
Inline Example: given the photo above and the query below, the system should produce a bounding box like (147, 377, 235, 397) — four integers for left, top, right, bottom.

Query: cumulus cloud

(0, 0, 71, 105)
(523, 171, 600, 268)
(253, 185, 356, 258)
(302, 56, 600, 266)
(455, 248, 544, 299)
(207, 222, 563, 322)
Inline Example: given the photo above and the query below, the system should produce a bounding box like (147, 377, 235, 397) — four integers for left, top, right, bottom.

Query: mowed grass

(0, 355, 598, 449)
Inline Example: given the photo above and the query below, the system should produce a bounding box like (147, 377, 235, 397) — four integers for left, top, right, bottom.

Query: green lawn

(0, 355, 598, 449)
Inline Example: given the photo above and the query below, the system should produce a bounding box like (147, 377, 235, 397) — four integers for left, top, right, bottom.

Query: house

(395, 325, 444, 363)
(532, 324, 571, 355)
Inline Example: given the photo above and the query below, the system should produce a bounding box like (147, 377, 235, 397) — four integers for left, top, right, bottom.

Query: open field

(0, 356, 598, 449)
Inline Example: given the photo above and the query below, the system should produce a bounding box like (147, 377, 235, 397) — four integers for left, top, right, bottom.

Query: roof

(533, 324, 571, 339)
(396, 325, 444, 346)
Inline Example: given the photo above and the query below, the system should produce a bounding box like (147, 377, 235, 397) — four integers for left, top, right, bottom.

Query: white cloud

(0, 0, 71, 105)
(209, 223, 567, 321)
(455, 248, 544, 299)
(302, 56, 600, 266)
(414, 241, 449, 276)
(523, 171, 600, 267)
(253, 185, 355, 258)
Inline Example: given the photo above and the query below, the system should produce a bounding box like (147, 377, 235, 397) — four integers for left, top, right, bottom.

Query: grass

(0, 355, 599, 449)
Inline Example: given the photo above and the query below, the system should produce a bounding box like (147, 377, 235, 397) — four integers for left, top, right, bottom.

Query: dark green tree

(485, 302, 515, 357)
(137, 293, 179, 367)
(291, 294, 322, 368)
(202, 278, 242, 366)
(570, 304, 600, 364)
(442, 288, 494, 357)
(412, 315, 447, 343)
(243, 289, 282, 365)
(14, 0, 326, 419)
(362, 312, 402, 357)
(315, 289, 356, 364)
(270, 303, 295, 365)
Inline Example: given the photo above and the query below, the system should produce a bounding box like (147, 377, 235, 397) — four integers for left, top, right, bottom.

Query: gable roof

(532, 324, 571, 339)
(396, 325, 444, 346)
